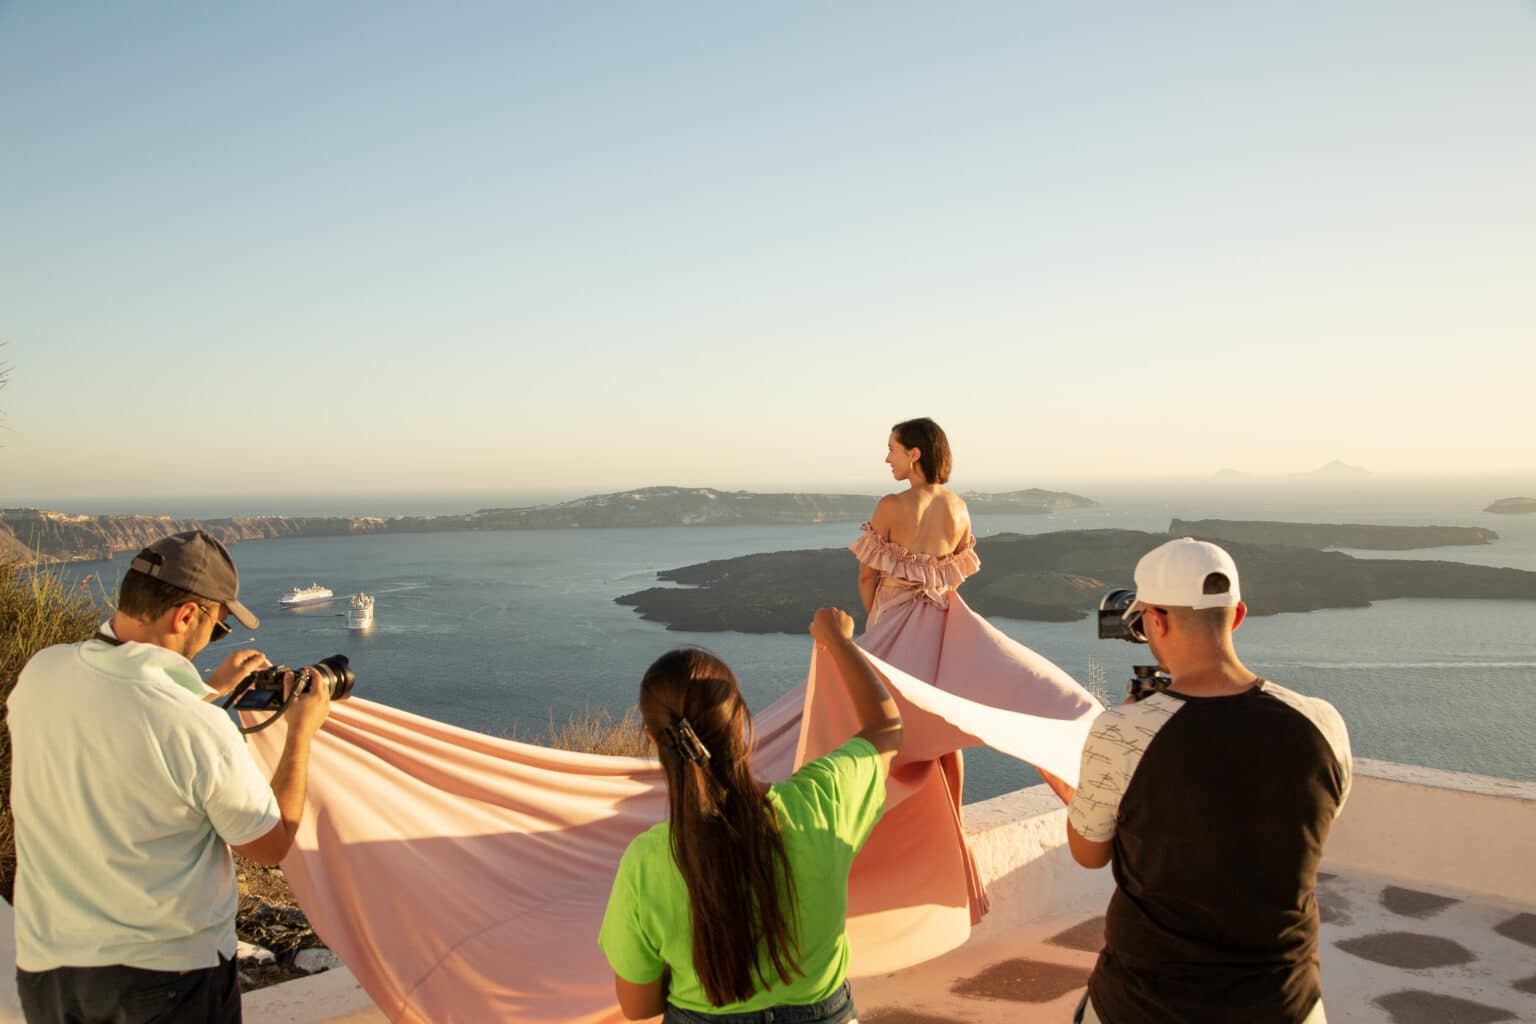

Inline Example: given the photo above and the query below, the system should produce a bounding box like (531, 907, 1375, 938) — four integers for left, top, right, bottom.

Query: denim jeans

(662, 980, 856, 1024)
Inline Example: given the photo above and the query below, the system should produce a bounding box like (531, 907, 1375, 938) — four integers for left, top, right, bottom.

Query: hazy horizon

(10, 468, 1534, 521)
(3, 3, 1534, 497)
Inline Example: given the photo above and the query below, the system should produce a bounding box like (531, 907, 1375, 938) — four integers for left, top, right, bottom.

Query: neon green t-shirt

(599, 736, 885, 1013)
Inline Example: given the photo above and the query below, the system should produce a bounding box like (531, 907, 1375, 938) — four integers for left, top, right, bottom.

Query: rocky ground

(235, 855, 338, 992)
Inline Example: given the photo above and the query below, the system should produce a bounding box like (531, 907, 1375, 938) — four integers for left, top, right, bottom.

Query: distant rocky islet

(1485, 497, 1536, 515)
(0, 486, 1097, 564)
(615, 522, 1536, 634)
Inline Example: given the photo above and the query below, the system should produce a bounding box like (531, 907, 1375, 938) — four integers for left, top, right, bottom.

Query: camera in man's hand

(1097, 589, 1173, 701)
(232, 654, 356, 711)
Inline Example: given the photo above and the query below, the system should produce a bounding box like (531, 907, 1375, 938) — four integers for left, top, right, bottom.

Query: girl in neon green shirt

(600, 608, 903, 1023)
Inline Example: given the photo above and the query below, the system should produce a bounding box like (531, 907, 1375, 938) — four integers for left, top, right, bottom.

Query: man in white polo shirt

(1066, 538, 1352, 1024)
(9, 529, 331, 1022)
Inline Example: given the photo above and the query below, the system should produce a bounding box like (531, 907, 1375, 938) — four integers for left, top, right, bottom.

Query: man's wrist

(282, 724, 320, 750)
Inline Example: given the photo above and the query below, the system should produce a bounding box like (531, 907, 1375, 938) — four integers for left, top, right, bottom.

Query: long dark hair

(639, 647, 801, 1005)
(891, 417, 953, 484)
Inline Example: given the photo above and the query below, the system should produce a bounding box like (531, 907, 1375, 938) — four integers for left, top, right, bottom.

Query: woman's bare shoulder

(939, 487, 970, 516)
(870, 492, 906, 526)
(940, 489, 973, 537)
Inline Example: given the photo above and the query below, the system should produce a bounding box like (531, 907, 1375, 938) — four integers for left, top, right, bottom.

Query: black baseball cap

(128, 530, 260, 629)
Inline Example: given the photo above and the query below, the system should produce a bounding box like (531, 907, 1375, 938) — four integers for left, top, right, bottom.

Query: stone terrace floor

(214, 864, 1536, 1023)
(853, 868, 1536, 1024)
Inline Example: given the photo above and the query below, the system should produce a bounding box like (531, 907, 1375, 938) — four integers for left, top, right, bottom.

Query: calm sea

(59, 481, 1536, 802)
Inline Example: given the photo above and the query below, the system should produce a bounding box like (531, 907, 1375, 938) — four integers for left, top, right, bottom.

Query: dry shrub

(0, 560, 107, 903)
(519, 705, 655, 758)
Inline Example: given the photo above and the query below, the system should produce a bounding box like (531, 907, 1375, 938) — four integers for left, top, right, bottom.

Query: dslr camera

(230, 654, 357, 711)
(1097, 589, 1173, 702)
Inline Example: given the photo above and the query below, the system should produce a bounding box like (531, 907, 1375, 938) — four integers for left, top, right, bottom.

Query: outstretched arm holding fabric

(810, 606, 903, 778)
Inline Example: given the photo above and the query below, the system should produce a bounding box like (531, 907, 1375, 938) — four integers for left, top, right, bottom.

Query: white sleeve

(1067, 711, 1129, 842)
(1066, 696, 1181, 843)
(197, 717, 282, 846)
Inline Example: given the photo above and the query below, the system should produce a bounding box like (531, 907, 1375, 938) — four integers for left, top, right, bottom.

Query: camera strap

(92, 631, 126, 647)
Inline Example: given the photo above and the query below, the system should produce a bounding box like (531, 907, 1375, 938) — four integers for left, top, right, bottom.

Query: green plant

(0, 560, 106, 902)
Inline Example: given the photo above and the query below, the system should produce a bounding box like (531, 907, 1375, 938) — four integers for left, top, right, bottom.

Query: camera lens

(310, 654, 355, 700)
(1097, 588, 1148, 644)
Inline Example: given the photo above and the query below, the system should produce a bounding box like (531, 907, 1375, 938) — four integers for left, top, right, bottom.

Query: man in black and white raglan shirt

(1066, 538, 1352, 1024)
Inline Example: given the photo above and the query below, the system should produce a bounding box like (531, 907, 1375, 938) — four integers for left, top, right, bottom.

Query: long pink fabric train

(246, 627, 1100, 1023)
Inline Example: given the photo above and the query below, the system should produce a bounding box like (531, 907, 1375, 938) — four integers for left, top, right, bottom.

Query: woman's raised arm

(809, 607, 903, 779)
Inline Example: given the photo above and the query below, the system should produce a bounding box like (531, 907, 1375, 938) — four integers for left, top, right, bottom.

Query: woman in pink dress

(852, 418, 1086, 813)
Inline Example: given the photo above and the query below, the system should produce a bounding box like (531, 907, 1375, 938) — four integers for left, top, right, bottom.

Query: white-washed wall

(1323, 758, 1536, 904)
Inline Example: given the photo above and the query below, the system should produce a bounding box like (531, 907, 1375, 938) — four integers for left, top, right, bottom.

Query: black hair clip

(671, 717, 711, 765)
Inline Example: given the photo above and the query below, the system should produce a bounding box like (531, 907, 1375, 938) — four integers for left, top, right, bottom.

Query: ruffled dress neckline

(850, 523, 980, 621)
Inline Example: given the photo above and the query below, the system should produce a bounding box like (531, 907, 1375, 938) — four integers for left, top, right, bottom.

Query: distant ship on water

(347, 592, 375, 631)
(279, 583, 334, 607)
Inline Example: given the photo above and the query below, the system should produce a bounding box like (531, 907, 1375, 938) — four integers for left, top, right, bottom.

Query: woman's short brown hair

(891, 417, 953, 484)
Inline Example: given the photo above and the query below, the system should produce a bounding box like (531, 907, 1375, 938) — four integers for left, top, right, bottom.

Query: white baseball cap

(1124, 537, 1242, 618)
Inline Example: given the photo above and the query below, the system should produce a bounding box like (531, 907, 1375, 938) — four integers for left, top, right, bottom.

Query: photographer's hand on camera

(283, 665, 333, 737)
(205, 649, 271, 698)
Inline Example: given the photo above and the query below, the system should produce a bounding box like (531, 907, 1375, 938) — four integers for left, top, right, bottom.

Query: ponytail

(640, 648, 802, 1006)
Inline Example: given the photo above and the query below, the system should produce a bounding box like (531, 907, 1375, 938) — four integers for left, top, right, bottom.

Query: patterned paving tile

(1492, 912, 1536, 949)
(1045, 916, 1105, 954)
(950, 958, 1091, 1004)
(1318, 889, 1353, 926)
(1379, 885, 1461, 919)
(1373, 989, 1519, 1024)
(1317, 875, 1354, 926)
(1335, 931, 1476, 969)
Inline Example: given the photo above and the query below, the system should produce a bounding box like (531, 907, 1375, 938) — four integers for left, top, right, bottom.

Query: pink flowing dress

(837, 523, 1101, 918)
(242, 530, 1101, 1023)
(849, 524, 1097, 744)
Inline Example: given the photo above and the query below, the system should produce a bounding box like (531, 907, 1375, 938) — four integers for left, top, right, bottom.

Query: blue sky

(2, 3, 1533, 502)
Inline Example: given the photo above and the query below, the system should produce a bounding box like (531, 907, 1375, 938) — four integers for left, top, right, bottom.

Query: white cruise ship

(347, 593, 375, 631)
(279, 583, 334, 608)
